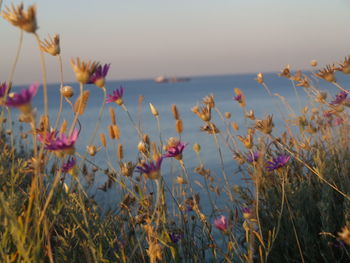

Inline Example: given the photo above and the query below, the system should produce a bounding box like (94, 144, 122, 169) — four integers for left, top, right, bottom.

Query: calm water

(10, 73, 350, 209)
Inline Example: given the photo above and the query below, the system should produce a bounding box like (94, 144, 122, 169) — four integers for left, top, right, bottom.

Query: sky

(1, 0, 350, 84)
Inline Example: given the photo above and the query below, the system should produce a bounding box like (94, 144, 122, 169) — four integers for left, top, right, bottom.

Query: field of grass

(1, 2, 350, 263)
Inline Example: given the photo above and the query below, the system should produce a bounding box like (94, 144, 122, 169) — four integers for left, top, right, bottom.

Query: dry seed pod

(60, 119, 67, 134)
(112, 125, 120, 140)
(87, 145, 97, 156)
(224, 112, 231, 119)
(74, 90, 90, 115)
(310, 60, 318, 67)
(61, 86, 74, 98)
(176, 119, 183, 134)
(172, 104, 180, 120)
(108, 125, 115, 139)
(100, 133, 107, 148)
(118, 144, 124, 160)
(109, 107, 116, 125)
(149, 103, 159, 116)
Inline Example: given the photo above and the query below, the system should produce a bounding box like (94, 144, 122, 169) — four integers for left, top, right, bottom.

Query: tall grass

(1, 2, 350, 263)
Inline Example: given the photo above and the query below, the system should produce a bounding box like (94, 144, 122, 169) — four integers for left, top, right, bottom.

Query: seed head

(176, 119, 183, 134)
(315, 65, 336, 82)
(255, 73, 264, 84)
(2, 3, 37, 33)
(255, 115, 274, 134)
(40, 34, 60, 56)
(310, 60, 318, 67)
(192, 105, 211, 122)
(193, 143, 201, 153)
(61, 85, 74, 98)
(86, 145, 98, 156)
(171, 104, 180, 120)
(338, 226, 350, 245)
(296, 76, 310, 88)
(149, 103, 159, 116)
(70, 57, 99, 84)
(279, 65, 291, 78)
(336, 56, 350, 74)
(202, 94, 215, 108)
(224, 112, 231, 119)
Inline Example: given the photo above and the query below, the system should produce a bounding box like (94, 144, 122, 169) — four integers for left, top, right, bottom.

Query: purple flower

(331, 91, 347, 105)
(246, 151, 259, 163)
(136, 157, 163, 180)
(89, 63, 110, 88)
(214, 215, 228, 232)
(242, 207, 253, 219)
(62, 157, 76, 173)
(266, 154, 290, 171)
(233, 94, 242, 102)
(38, 129, 78, 154)
(106, 86, 124, 105)
(169, 232, 182, 244)
(5, 82, 39, 111)
(164, 140, 187, 160)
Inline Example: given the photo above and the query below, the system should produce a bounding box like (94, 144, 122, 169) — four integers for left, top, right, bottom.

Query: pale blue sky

(1, 0, 350, 84)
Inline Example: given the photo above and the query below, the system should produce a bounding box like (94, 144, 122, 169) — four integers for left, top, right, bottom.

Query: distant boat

(154, 76, 191, 83)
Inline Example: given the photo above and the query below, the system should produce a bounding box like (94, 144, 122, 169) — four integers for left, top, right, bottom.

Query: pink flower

(214, 215, 227, 232)
(106, 86, 124, 105)
(164, 140, 187, 160)
(62, 157, 76, 173)
(5, 82, 39, 110)
(38, 129, 78, 155)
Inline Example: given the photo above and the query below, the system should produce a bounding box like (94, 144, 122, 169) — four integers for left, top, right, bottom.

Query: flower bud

(61, 86, 74, 98)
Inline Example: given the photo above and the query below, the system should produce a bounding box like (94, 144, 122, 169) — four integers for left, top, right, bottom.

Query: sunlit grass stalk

(121, 104, 142, 138)
(332, 81, 350, 94)
(155, 115, 163, 149)
(87, 87, 107, 146)
(34, 33, 49, 119)
(69, 83, 84, 136)
(54, 54, 65, 130)
(291, 80, 302, 111)
(208, 122, 234, 201)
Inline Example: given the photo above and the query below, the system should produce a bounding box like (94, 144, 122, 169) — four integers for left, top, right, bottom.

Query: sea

(9, 72, 350, 211)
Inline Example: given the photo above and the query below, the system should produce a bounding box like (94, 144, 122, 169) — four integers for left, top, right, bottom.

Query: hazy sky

(1, 0, 350, 84)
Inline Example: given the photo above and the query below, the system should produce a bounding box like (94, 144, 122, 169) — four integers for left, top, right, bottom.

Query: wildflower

(2, 3, 37, 33)
(255, 115, 274, 134)
(296, 76, 310, 88)
(233, 88, 246, 107)
(38, 129, 79, 156)
(290, 70, 302, 81)
(106, 86, 124, 105)
(86, 145, 98, 156)
(120, 161, 135, 177)
(193, 143, 201, 153)
(214, 215, 228, 232)
(242, 207, 253, 219)
(89, 63, 110, 88)
(200, 123, 219, 134)
(70, 57, 99, 84)
(60, 85, 74, 98)
(164, 137, 187, 160)
(194, 165, 211, 177)
(6, 82, 39, 114)
(336, 56, 350, 74)
(169, 232, 182, 244)
(203, 94, 215, 108)
(246, 151, 259, 163)
(175, 176, 187, 184)
(237, 134, 253, 149)
(266, 154, 290, 171)
(40, 34, 60, 56)
(255, 73, 264, 84)
(136, 157, 163, 180)
(279, 65, 291, 78)
(233, 152, 245, 165)
(245, 109, 255, 120)
(61, 157, 76, 174)
(338, 226, 350, 245)
(331, 91, 348, 105)
(315, 65, 336, 82)
(192, 105, 211, 121)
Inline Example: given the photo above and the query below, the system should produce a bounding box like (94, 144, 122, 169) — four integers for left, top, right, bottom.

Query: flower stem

(54, 55, 65, 130)
(34, 33, 49, 120)
(69, 83, 84, 136)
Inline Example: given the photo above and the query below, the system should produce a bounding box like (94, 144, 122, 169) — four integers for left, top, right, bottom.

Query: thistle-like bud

(70, 57, 99, 84)
(61, 86, 74, 98)
(87, 145, 97, 156)
(224, 112, 231, 119)
(149, 103, 159, 116)
(255, 73, 264, 84)
(40, 34, 60, 56)
(193, 143, 201, 153)
(2, 3, 38, 33)
(310, 60, 318, 67)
